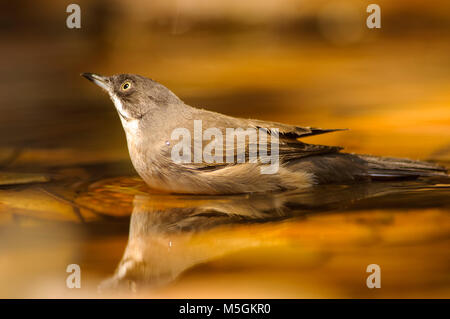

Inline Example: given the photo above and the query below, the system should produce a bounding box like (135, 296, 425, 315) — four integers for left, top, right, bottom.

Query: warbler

(82, 73, 447, 194)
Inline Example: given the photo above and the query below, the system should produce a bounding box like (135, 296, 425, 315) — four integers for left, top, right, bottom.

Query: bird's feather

(172, 111, 345, 171)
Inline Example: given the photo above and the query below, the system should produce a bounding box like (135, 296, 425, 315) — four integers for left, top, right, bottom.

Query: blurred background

(1, 0, 449, 160)
(0, 0, 449, 298)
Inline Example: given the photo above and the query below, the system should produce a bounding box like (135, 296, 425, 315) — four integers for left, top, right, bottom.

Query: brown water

(0, 169, 449, 298)
(1, 0, 450, 298)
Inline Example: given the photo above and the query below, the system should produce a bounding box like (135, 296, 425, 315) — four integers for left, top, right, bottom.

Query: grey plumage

(82, 73, 448, 194)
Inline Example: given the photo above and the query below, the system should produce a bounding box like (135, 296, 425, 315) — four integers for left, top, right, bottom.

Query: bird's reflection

(98, 181, 427, 292)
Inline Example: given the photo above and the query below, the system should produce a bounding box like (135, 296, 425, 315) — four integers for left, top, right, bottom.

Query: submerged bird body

(82, 73, 447, 194)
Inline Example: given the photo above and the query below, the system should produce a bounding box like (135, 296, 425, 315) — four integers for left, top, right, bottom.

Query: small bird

(82, 73, 447, 194)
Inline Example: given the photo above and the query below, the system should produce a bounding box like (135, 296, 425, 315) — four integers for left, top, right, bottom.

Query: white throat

(110, 94, 140, 137)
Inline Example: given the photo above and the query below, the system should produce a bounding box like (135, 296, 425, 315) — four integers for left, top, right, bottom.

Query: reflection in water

(100, 181, 445, 292)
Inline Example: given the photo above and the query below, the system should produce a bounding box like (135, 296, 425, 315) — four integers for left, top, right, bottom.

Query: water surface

(0, 168, 448, 298)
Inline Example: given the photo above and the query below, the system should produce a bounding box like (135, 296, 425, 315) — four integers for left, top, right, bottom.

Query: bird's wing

(246, 118, 347, 140)
(170, 115, 345, 171)
(187, 107, 346, 140)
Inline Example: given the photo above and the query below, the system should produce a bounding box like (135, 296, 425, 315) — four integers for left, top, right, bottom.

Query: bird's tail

(358, 154, 448, 180)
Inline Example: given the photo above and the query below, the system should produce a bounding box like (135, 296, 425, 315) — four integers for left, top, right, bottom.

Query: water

(0, 167, 448, 298)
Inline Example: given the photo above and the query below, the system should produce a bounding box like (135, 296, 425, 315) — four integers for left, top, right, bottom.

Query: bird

(82, 73, 447, 194)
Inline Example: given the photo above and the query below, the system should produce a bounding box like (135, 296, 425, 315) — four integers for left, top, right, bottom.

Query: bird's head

(82, 73, 180, 122)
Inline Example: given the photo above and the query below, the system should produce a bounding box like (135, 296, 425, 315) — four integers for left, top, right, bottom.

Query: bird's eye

(121, 81, 132, 91)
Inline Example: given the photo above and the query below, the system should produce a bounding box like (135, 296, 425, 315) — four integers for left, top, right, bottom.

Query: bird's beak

(81, 73, 111, 92)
